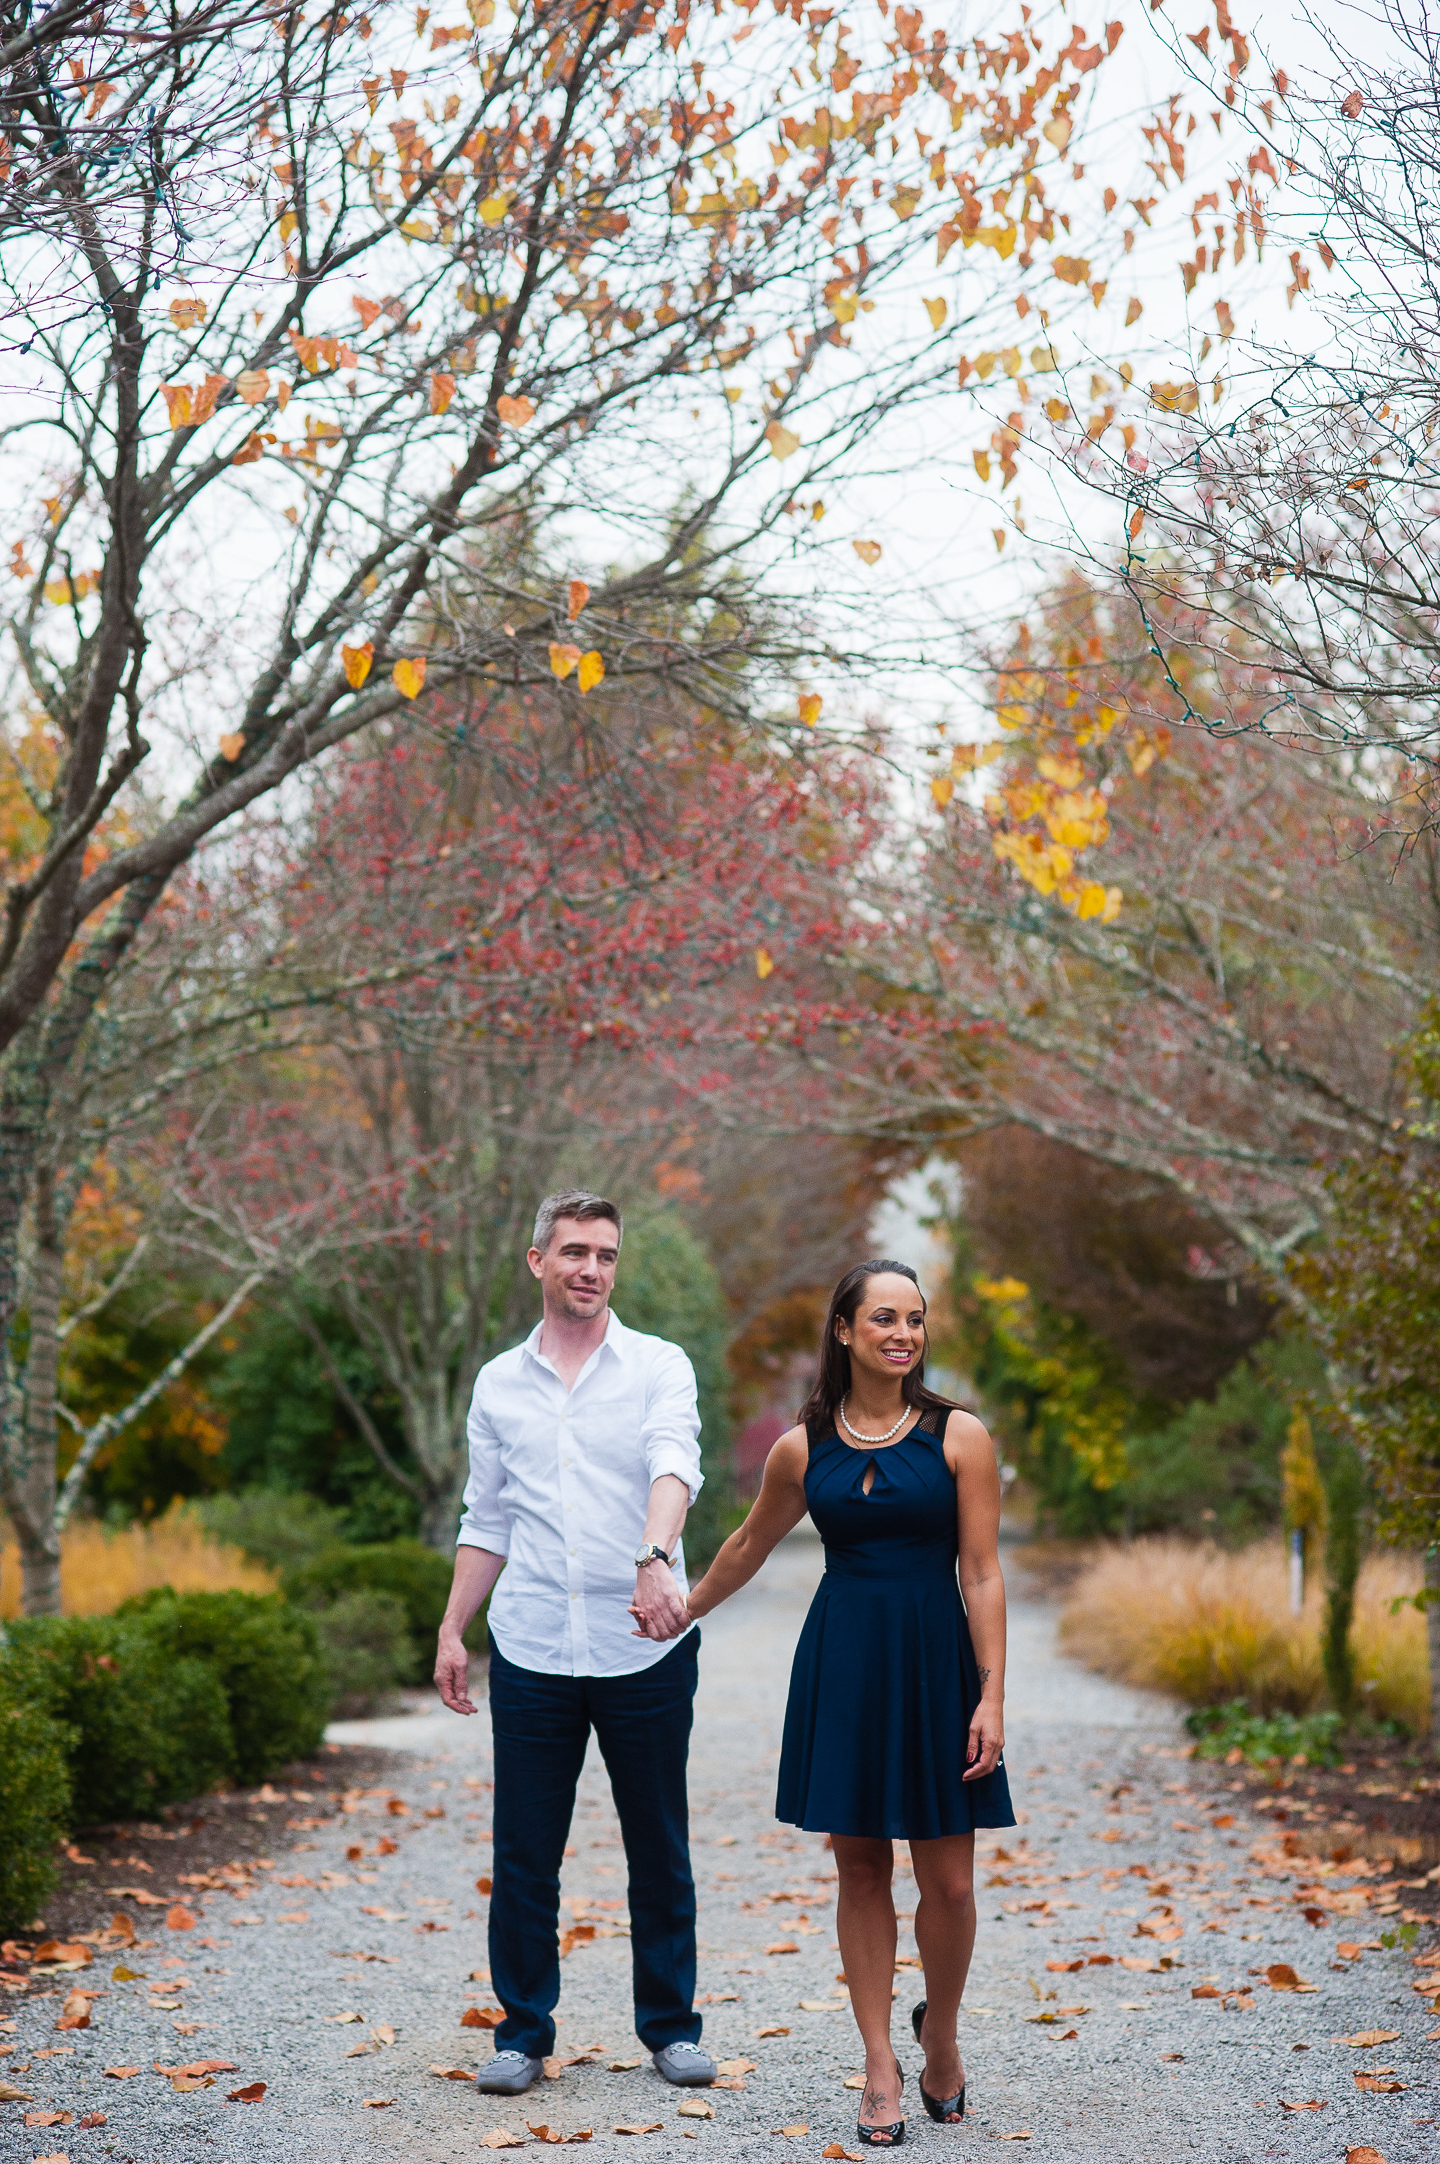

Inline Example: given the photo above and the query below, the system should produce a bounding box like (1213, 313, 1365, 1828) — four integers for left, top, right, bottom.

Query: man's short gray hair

(532, 1188, 623, 1254)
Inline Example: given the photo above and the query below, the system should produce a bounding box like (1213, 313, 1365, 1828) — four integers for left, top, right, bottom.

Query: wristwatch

(634, 1542, 673, 1568)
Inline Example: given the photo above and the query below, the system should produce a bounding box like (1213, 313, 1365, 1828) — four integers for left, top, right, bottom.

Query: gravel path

(3, 1526, 1435, 2163)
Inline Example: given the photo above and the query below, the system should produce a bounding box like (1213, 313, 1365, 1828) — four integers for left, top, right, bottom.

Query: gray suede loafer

(652, 2041, 717, 2086)
(477, 2050, 544, 2095)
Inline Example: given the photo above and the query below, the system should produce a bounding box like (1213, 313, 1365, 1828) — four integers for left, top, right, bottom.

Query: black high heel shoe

(856, 2060, 906, 2147)
(911, 2000, 966, 2124)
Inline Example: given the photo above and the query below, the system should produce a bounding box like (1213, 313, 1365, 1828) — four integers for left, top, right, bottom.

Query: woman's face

(839, 1272, 927, 1387)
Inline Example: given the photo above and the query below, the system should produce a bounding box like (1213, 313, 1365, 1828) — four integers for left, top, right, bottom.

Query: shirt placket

(557, 1390, 591, 1673)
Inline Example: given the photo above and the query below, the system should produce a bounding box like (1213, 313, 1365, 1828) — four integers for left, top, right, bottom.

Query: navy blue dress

(775, 1418, 1016, 1840)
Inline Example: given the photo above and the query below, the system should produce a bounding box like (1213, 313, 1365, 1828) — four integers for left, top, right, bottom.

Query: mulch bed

(2, 1743, 413, 1980)
(1189, 1730, 1440, 1924)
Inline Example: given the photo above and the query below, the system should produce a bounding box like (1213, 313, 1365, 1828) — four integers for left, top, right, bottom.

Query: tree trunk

(1427, 1542, 1440, 1762)
(16, 1161, 67, 1615)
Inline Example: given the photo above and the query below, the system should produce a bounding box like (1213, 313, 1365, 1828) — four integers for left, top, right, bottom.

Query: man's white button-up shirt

(457, 1309, 703, 1677)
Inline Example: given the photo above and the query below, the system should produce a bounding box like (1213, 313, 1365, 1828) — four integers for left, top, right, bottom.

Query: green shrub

(194, 1487, 348, 1573)
(1185, 1698, 1345, 1767)
(308, 1589, 415, 1716)
(283, 1540, 480, 1682)
(0, 1663, 72, 1929)
(118, 1590, 329, 1783)
(612, 1207, 738, 1568)
(5, 1614, 233, 1822)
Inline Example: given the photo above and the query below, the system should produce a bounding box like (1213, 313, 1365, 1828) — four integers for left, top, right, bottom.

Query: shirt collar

(521, 1307, 627, 1379)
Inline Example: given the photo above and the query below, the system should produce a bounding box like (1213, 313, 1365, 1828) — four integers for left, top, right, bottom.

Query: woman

(682, 1260, 1013, 2145)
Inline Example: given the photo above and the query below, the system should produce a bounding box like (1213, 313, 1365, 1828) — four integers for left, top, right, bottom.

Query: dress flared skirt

(775, 1572, 1015, 1840)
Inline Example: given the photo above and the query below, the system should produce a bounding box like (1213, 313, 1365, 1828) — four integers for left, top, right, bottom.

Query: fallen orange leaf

(1354, 2073, 1406, 2093)
(103, 2067, 141, 2079)
(614, 2126, 665, 2137)
(1346, 2149, 1387, 2164)
(227, 2082, 267, 2103)
(362, 2096, 397, 2108)
(429, 2065, 476, 2081)
(1341, 2031, 1400, 2047)
(1279, 2099, 1327, 2112)
(462, 2007, 503, 2028)
(766, 1942, 799, 1956)
(756, 2026, 790, 2037)
(32, 1941, 90, 1967)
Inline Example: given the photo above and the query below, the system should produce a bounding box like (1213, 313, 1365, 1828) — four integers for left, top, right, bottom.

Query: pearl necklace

(838, 1394, 912, 1446)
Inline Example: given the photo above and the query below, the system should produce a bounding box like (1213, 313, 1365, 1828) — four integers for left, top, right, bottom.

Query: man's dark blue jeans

(487, 1630, 703, 2060)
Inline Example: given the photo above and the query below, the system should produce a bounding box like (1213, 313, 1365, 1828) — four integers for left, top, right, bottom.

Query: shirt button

(570, 1590, 579, 1600)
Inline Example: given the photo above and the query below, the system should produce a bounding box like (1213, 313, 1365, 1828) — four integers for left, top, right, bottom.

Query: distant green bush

(283, 1540, 480, 1682)
(612, 1207, 739, 1567)
(5, 1613, 233, 1822)
(310, 1588, 415, 1716)
(0, 1664, 72, 1929)
(117, 1589, 328, 1783)
(194, 1487, 348, 1573)
(1185, 1698, 1345, 1767)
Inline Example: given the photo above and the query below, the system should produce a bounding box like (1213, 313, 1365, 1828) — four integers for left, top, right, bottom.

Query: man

(435, 1188, 717, 2097)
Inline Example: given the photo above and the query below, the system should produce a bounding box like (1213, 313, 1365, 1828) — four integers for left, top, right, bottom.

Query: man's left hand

(628, 1560, 691, 1641)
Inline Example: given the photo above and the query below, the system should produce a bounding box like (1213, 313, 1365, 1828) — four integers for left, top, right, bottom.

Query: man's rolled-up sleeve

(456, 1376, 510, 1553)
(641, 1343, 704, 1502)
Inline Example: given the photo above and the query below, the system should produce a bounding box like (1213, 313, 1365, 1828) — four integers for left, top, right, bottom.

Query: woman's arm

(945, 1409, 1007, 1781)
(684, 1428, 811, 1620)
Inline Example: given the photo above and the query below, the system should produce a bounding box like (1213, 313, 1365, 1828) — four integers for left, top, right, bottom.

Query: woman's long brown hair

(796, 1258, 959, 1442)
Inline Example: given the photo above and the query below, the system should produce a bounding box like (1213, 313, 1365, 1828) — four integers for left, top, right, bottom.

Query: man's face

(527, 1216, 620, 1320)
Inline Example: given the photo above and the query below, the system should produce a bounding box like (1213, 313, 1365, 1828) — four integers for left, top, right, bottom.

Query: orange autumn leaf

(392, 657, 426, 698)
(218, 733, 245, 762)
(166, 1905, 196, 1931)
(755, 947, 774, 980)
(852, 540, 882, 566)
(567, 579, 590, 620)
(353, 294, 381, 328)
(549, 642, 580, 680)
(931, 774, 954, 808)
(497, 393, 535, 427)
(160, 383, 194, 429)
(169, 296, 207, 329)
(226, 2082, 267, 2103)
(797, 692, 822, 727)
(430, 373, 456, 416)
(342, 641, 374, 688)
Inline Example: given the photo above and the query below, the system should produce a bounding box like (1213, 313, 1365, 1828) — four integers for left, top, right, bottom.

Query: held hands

(963, 1698, 1004, 1781)
(628, 1560, 692, 1642)
(435, 1631, 478, 1716)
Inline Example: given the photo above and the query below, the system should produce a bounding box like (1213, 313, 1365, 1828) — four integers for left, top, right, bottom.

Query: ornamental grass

(0, 1501, 276, 1619)
(1058, 1536, 1428, 1735)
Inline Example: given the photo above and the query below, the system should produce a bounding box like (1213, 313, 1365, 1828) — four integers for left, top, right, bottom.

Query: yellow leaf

(1150, 380, 1199, 414)
(160, 383, 194, 429)
(890, 185, 921, 220)
(278, 210, 298, 240)
(400, 217, 435, 241)
(1052, 255, 1092, 286)
(829, 292, 857, 324)
(429, 373, 456, 416)
(44, 578, 73, 605)
(549, 641, 580, 680)
(577, 649, 604, 693)
(236, 369, 270, 405)
(1002, 347, 1022, 377)
(755, 946, 774, 979)
(973, 450, 991, 481)
(852, 540, 881, 566)
(478, 194, 509, 224)
(1030, 344, 1059, 373)
(923, 296, 947, 331)
(342, 640, 374, 688)
(496, 394, 535, 427)
(1044, 398, 1070, 423)
(219, 732, 245, 761)
(1043, 112, 1073, 153)
(169, 296, 207, 329)
(567, 578, 590, 620)
(765, 422, 800, 461)
(797, 692, 822, 727)
(467, 0, 494, 19)
(725, 384, 742, 401)
(393, 657, 427, 698)
(931, 774, 954, 808)
(971, 223, 1017, 259)
(1101, 886, 1123, 922)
